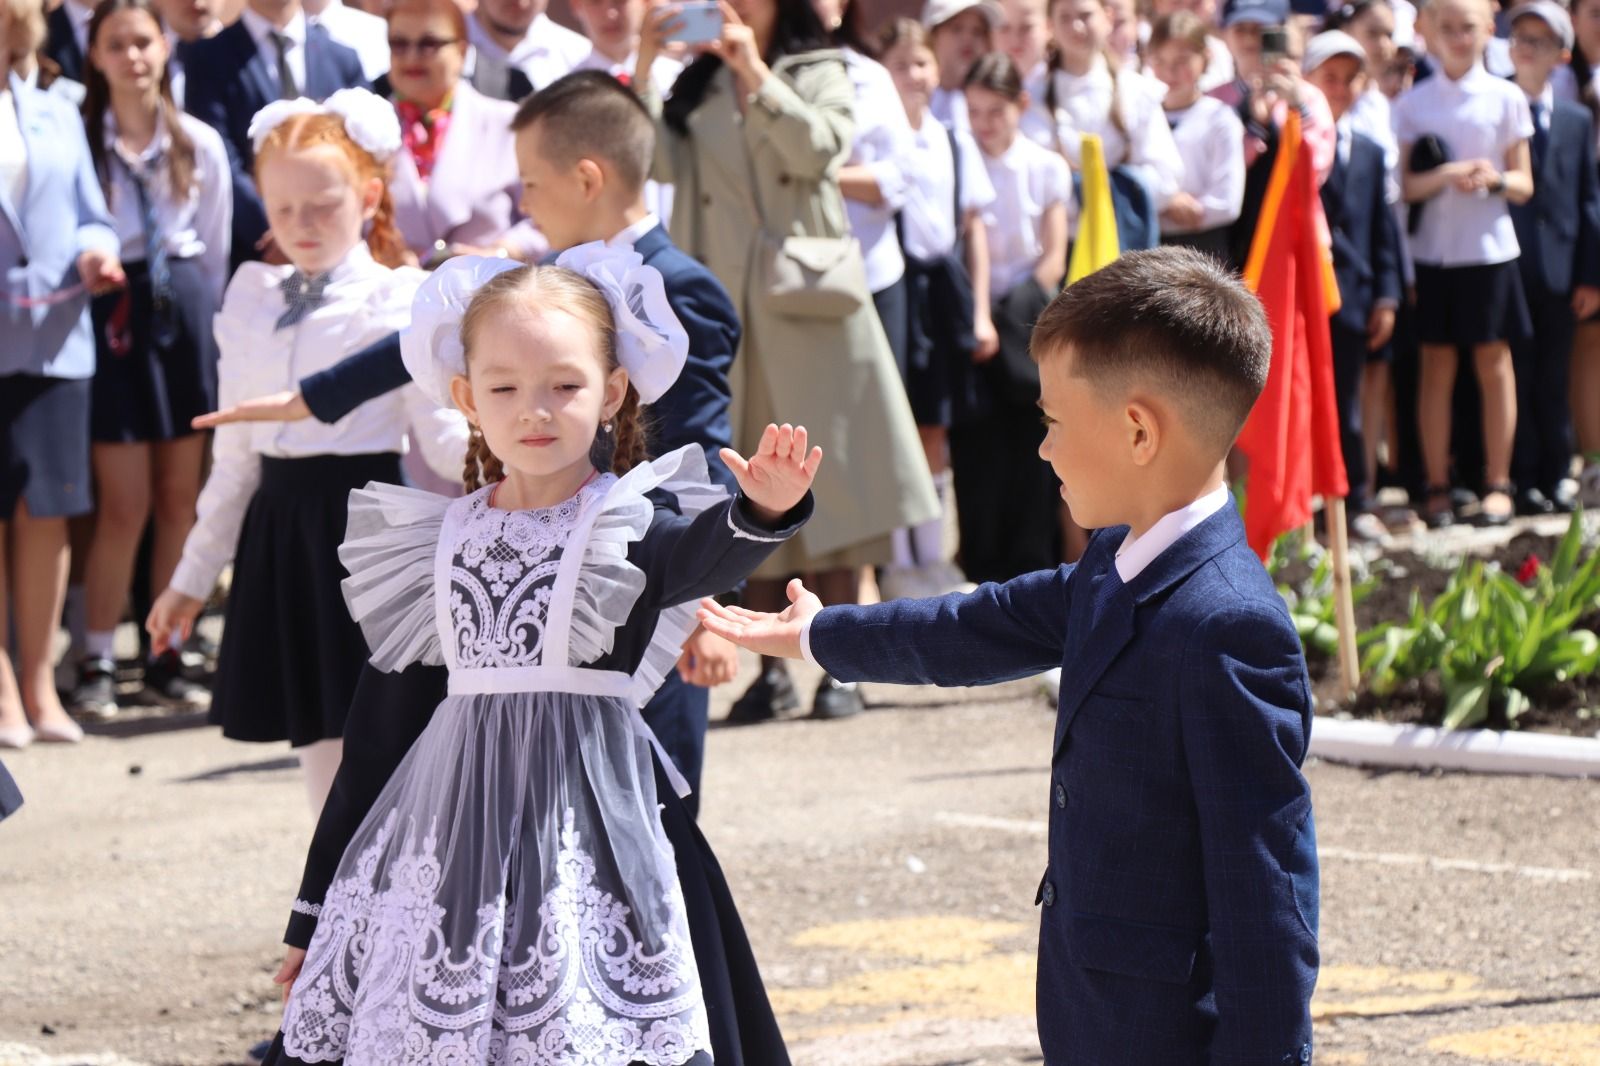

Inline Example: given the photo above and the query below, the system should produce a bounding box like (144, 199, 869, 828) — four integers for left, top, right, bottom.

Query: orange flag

(1235, 110, 1349, 559)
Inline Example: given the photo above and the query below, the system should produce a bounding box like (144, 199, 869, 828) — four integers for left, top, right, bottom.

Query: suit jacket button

(1054, 782, 1067, 809)
(1300, 1044, 1311, 1063)
(1041, 881, 1056, 907)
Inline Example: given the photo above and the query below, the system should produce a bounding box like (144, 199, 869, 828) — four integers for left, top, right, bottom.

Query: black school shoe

(145, 650, 211, 708)
(1515, 487, 1556, 517)
(725, 663, 801, 724)
(811, 675, 863, 720)
(68, 658, 118, 721)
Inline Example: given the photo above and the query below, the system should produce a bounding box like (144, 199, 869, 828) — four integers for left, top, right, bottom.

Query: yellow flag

(1066, 133, 1120, 285)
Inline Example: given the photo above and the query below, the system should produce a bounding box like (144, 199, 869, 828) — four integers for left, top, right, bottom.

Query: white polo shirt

(1391, 62, 1533, 267)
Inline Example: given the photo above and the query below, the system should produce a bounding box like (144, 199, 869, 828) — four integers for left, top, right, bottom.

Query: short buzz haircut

(1031, 247, 1272, 451)
(510, 70, 656, 194)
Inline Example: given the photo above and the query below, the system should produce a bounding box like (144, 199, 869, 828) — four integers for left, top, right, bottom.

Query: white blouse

(841, 47, 913, 293)
(982, 134, 1072, 295)
(901, 114, 996, 262)
(101, 110, 232, 301)
(1392, 62, 1533, 267)
(1162, 95, 1244, 234)
(1021, 54, 1185, 212)
(168, 243, 468, 600)
(0, 90, 26, 211)
(931, 86, 971, 135)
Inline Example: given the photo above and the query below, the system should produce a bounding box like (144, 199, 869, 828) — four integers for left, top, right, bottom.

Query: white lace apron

(281, 447, 723, 1066)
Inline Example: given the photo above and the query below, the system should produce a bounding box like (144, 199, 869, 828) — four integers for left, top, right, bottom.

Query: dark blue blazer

(810, 503, 1320, 1066)
(180, 20, 367, 266)
(1322, 131, 1402, 334)
(43, 4, 84, 83)
(298, 224, 742, 490)
(1510, 99, 1600, 297)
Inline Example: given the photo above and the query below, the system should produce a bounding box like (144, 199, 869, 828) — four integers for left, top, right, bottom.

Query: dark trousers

(872, 277, 910, 381)
(641, 672, 710, 819)
(1512, 287, 1577, 495)
(949, 407, 1059, 584)
(1330, 320, 1372, 514)
(1390, 299, 1427, 498)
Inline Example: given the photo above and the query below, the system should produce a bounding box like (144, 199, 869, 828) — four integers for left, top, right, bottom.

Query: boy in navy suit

(1304, 31, 1403, 541)
(181, 0, 368, 267)
(700, 247, 1320, 1066)
(1507, 1, 1600, 513)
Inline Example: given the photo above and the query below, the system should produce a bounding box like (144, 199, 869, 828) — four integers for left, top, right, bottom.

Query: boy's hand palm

(721, 423, 823, 520)
(698, 578, 821, 660)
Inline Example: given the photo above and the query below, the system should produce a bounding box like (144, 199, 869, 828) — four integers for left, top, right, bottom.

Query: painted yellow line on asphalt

(1313, 965, 1519, 1020)
(1427, 1023, 1600, 1065)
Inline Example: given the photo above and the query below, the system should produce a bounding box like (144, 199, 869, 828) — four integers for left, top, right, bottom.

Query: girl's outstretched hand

(698, 578, 821, 660)
(721, 423, 822, 523)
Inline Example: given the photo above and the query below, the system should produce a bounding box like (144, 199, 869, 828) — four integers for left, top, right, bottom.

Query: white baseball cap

(1509, 0, 1575, 50)
(1302, 29, 1368, 74)
(921, 0, 1003, 32)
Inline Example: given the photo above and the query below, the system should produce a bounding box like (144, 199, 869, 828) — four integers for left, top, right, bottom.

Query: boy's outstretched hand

(721, 423, 822, 524)
(698, 578, 821, 661)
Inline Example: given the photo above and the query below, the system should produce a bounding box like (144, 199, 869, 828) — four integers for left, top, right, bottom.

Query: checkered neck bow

(276, 270, 332, 331)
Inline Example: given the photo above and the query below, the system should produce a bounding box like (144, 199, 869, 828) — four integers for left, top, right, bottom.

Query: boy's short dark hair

(510, 71, 655, 194)
(1032, 247, 1271, 451)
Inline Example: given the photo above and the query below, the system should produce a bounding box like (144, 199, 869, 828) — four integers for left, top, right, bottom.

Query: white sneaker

(1039, 667, 1062, 704)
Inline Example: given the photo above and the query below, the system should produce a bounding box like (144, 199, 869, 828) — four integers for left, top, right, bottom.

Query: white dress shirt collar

(103, 109, 172, 168)
(606, 213, 662, 249)
(241, 6, 308, 50)
(1524, 81, 1555, 118)
(1113, 485, 1231, 583)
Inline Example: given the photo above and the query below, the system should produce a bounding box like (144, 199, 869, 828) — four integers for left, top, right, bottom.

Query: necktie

(276, 270, 329, 330)
(121, 151, 179, 348)
(1530, 98, 1549, 167)
(272, 31, 299, 100)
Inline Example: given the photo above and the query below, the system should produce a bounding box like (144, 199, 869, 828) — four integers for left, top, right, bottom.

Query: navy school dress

(263, 447, 805, 1066)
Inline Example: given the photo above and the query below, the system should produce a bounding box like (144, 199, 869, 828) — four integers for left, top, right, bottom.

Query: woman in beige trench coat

(636, 0, 938, 721)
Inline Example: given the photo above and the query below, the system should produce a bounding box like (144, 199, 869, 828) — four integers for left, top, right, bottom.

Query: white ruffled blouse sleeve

(338, 483, 452, 671)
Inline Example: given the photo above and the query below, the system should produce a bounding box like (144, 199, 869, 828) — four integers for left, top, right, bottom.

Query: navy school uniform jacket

(298, 224, 741, 491)
(43, 4, 84, 83)
(1509, 99, 1600, 299)
(179, 20, 367, 268)
(1322, 130, 1402, 334)
(809, 503, 1320, 1066)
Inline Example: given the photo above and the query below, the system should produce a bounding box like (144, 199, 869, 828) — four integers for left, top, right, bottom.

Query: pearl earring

(602, 420, 614, 434)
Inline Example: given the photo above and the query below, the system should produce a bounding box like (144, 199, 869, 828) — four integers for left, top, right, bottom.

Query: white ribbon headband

(400, 242, 691, 409)
(247, 88, 403, 163)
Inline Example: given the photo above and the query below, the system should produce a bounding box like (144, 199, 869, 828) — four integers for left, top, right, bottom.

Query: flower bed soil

(1288, 530, 1600, 737)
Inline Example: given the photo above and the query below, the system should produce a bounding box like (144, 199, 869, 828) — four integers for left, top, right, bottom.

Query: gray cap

(1302, 30, 1368, 74)
(921, 0, 1002, 31)
(1509, 0, 1575, 51)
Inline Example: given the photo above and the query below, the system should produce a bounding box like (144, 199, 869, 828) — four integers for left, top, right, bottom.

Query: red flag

(1235, 110, 1348, 559)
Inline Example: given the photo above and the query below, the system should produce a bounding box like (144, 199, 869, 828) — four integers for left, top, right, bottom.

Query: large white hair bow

(247, 88, 403, 163)
(400, 244, 690, 408)
(554, 241, 688, 405)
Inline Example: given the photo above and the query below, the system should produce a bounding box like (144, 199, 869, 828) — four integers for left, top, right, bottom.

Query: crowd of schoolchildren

(4, 0, 1600, 754)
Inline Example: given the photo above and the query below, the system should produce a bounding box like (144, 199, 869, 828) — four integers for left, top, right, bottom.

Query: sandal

(1422, 484, 1455, 529)
(1479, 482, 1515, 528)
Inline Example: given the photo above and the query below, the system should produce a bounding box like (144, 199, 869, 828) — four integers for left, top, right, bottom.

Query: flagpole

(1324, 496, 1361, 699)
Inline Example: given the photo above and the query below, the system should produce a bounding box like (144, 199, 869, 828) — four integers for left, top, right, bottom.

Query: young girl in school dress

(1393, 0, 1534, 526)
(266, 246, 818, 1065)
(70, 0, 231, 721)
(879, 17, 997, 595)
(1147, 11, 1244, 260)
(1021, 0, 1184, 234)
(146, 91, 468, 813)
(960, 52, 1069, 582)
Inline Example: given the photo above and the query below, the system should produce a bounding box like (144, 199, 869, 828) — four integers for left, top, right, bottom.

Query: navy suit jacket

(180, 20, 367, 266)
(43, 4, 84, 83)
(298, 224, 742, 490)
(1510, 99, 1600, 298)
(1322, 131, 1402, 334)
(810, 503, 1320, 1066)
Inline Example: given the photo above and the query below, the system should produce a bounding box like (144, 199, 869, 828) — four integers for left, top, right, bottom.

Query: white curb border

(1310, 716, 1600, 778)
